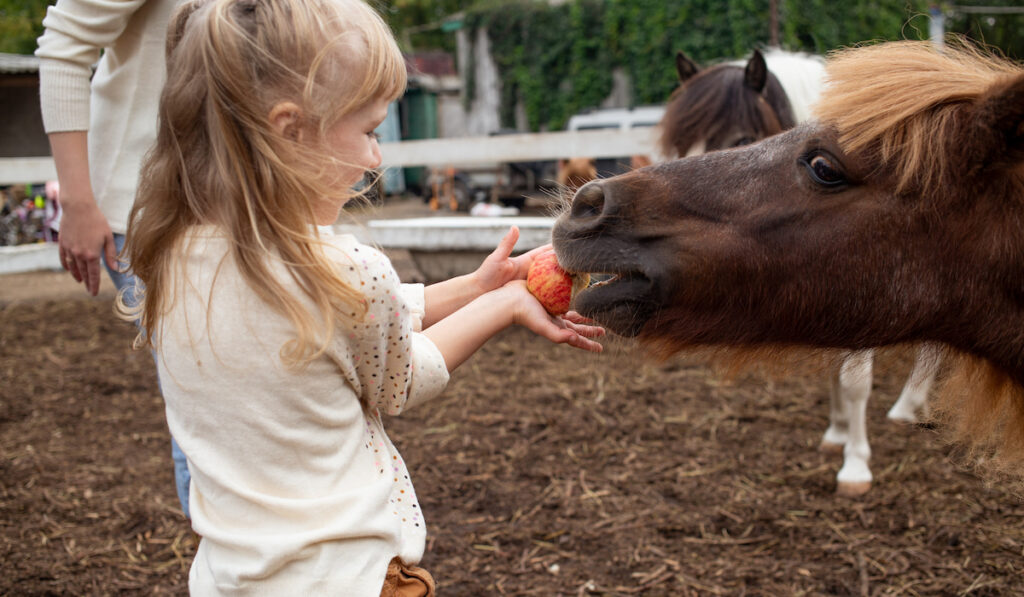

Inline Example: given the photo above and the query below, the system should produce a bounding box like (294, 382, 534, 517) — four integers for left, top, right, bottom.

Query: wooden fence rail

(0, 127, 661, 185)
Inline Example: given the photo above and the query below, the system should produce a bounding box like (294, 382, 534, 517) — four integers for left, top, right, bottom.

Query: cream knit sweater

(160, 226, 450, 595)
(36, 0, 181, 234)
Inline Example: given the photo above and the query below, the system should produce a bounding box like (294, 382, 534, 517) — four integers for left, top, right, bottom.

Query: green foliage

(0, 0, 54, 54)
(462, 0, 932, 131)
(375, 0, 468, 52)
(780, 0, 929, 54)
(944, 0, 1024, 59)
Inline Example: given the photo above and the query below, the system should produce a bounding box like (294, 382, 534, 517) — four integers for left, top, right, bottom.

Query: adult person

(35, 0, 191, 517)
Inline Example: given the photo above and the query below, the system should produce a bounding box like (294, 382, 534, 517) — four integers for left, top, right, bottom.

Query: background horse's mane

(816, 39, 1024, 199)
(658, 49, 826, 159)
(755, 48, 826, 123)
(658, 57, 791, 158)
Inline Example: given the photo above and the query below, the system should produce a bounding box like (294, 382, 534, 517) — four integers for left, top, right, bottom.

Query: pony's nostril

(570, 181, 605, 219)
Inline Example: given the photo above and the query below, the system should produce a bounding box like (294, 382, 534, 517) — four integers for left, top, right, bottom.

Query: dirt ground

(3, 197, 1024, 595)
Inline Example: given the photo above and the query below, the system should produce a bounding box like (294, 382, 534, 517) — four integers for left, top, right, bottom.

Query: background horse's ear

(675, 51, 700, 83)
(744, 49, 768, 93)
(973, 73, 1024, 168)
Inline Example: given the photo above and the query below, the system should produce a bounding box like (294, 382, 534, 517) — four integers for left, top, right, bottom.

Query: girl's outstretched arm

(421, 226, 549, 328)
(422, 280, 604, 373)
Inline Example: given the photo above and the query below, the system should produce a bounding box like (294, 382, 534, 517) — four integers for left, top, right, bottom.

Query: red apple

(526, 252, 590, 316)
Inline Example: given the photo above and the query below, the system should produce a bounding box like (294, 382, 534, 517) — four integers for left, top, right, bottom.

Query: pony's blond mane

(934, 354, 1024, 490)
(815, 39, 1022, 198)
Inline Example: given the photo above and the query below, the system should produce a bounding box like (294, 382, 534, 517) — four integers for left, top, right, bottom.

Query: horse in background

(553, 40, 1024, 489)
(556, 157, 598, 194)
(655, 47, 942, 496)
(556, 155, 654, 196)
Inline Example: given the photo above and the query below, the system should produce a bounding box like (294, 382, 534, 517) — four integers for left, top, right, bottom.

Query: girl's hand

(472, 226, 552, 294)
(423, 277, 605, 373)
(506, 280, 604, 353)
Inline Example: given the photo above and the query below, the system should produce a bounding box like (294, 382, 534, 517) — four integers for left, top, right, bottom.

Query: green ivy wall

(462, 0, 932, 131)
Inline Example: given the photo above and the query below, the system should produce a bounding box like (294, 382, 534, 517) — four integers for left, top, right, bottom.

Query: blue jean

(109, 233, 191, 519)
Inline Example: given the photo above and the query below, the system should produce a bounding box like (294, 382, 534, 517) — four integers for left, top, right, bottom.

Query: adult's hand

(49, 131, 117, 296)
(58, 198, 117, 296)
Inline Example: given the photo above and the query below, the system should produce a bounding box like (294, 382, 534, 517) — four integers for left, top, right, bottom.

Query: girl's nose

(369, 145, 383, 170)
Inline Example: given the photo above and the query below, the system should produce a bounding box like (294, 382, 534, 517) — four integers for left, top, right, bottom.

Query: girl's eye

(368, 132, 381, 142)
(802, 152, 846, 187)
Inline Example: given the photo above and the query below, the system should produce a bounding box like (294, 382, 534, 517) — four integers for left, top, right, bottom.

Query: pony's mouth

(570, 270, 657, 337)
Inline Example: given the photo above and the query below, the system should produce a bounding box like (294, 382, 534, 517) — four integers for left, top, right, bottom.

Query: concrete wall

(455, 27, 502, 137)
(453, 27, 637, 137)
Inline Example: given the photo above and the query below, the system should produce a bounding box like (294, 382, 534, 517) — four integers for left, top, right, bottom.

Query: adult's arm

(48, 131, 117, 296)
(36, 0, 146, 295)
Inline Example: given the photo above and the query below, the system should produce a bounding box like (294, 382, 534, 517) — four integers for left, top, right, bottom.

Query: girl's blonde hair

(122, 0, 407, 367)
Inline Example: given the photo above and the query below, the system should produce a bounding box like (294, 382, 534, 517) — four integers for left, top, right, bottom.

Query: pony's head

(558, 41, 1024, 362)
(658, 49, 796, 158)
(553, 40, 1024, 479)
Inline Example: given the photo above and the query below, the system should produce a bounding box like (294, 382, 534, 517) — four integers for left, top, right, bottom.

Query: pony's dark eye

(803, 153, 846, 187)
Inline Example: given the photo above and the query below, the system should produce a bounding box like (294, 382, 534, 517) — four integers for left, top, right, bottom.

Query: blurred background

(2, 0, 1022, 241)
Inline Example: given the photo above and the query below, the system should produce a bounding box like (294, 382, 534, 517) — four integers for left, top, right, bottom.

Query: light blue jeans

(109, 233, 191, 519)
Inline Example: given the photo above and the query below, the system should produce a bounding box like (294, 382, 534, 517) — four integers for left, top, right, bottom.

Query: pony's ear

(675, 51, 699, 83)
(972, 73, 1024, 168)
(744, 49, 768, 93)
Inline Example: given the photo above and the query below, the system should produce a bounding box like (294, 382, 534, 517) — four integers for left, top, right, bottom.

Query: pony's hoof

(835, 480, 871, 497)
(819, 441, 844, 455)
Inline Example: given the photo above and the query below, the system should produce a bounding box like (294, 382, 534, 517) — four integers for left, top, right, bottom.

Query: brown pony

(552, 40, 1024, 485)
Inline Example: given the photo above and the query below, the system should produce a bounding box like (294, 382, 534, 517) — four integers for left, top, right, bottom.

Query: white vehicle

(565, 105, 665, 132)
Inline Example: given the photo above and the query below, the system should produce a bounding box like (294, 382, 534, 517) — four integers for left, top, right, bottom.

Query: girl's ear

(269, 101, 304, 141)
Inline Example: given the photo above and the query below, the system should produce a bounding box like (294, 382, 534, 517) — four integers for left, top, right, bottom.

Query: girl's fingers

(566, 331, 603, 353)
(544, 319, 603, 353)
(511, 243, 553, 274)
(490, 226, 519, 261)
(564, 319, 605, 338)
(562, 311, 601, 326)
(519, 243, 552, 261)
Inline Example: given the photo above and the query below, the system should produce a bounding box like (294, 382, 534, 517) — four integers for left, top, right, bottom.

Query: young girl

(121, 0, 602, 594)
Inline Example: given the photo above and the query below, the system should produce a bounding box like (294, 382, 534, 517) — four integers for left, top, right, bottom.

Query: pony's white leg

(820, 351, 865, 453)
(887, 343, 942, 424)
(834, 350, 873, 497)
